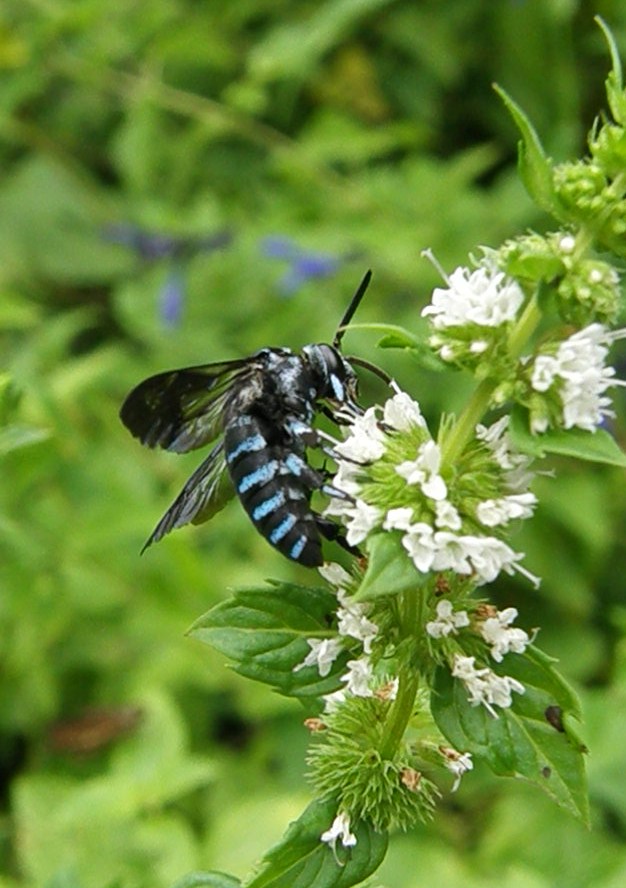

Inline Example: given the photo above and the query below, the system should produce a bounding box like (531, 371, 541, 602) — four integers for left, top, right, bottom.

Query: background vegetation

(1, 1, 626, 886)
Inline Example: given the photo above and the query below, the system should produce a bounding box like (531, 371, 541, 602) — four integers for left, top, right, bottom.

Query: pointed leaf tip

(493, 84, 558, 215)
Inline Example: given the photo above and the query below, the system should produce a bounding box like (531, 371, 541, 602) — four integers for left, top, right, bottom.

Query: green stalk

(379, 585, 422, 759)
(507, 293, 542, 361)
(379, 669, 419, 760)
(440, 294, 542, 468)
(439, 377, 494, 468)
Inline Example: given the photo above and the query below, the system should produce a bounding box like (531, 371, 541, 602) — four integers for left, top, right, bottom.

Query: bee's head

(302, 343, 360, 411)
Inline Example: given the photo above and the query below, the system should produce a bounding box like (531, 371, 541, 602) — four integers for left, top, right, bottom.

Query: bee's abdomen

(224, 416, 323, 566)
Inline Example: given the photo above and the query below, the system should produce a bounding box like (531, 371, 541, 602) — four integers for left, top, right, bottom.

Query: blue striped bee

(120, 271, 388, 567)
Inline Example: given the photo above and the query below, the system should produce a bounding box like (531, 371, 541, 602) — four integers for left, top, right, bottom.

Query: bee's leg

(316, 516, 360, 557)
(319, 404, 362, 426)
(320, 482, 353, 502)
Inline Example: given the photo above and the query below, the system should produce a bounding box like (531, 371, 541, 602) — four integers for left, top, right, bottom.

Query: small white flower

(530, 413, 550, 435)
(336, 591, 378, 654)
(321, 811, 357, 856)
(318, 562, 352, 589)
(484, 672, 525, 711)
(440, 746, 474, 792)
(334, 408, 386, 462)
(323, 689, 347, 712)
(396, 440, 447, 501)
(531, 355, 559, 392)
(470, 339, 489, 354)
(466, 536, 522, 585)
(327, 460, 361, 499)
(401, 522, 437, 572)
(294, 638, 343, 677)
(342, 500, 382, 546)
(341, 658, 374, 697)
(476, 493, 537, 527)
(558, 234, 576, 254)
(383, 507, 415, 531)
(422, 266, 524, 329)
(431, 532, 475, 576)
(480, 607, 530, 662)
(434, 499, 462, 530)
(475, 416, 535, 492)
(383, 391, 427, 431)
(451, 654, 488, 684)
(426, 599, 470, 638)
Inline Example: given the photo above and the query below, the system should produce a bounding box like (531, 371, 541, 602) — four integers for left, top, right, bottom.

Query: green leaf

(243, 797, 388, 888)
(494, 85, 557, 215)
(596, 16, 626, 125)
(0, 424, 50, 456)
(171, 873, 241, 888)
(509, 407, 626, 466)
(355, 533, 426, 602)
(188, 583, 348, 697)
(348, 322, 447, 370)
(246, 0, 394, 83)
(431, 646, 589, 824)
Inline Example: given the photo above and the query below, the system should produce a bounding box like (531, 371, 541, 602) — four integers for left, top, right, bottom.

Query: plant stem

(380, 669, 420, 760)
(379, 586, 421, 759)
(440, 377, 495, 468)
(507, 293, 542, 361)
(440, 294, 542, 468)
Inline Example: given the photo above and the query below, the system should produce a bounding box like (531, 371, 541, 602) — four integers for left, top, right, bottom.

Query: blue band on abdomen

(269, 513, 297, 543)
(252, 491, 286, 521)
(226, 433, 266, 464)
(237, 460, 278, 493)
(289, 535, 307, 560)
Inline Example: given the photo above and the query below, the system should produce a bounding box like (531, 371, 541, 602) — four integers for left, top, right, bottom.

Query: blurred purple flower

(103, 223, 233, 327)
(159, 265, 185, 328)
(261, 236, 349, 296)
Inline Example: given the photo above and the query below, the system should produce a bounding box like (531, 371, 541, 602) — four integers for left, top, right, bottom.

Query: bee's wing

(120, 358, 257, 453)
(142, 440, 234, 550)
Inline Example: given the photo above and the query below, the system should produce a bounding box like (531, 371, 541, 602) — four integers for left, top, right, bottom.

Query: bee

(120, 271, 389, 567)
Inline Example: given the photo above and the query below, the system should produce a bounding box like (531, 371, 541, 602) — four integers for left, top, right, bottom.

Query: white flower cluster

(327, 397, 540, 589)
(427, 599, 530, 658)
(452, 653, 525, 719)
(427, 601, 530, 717)
(530, 323, 626, 433)
(422, 265, 525, 330)
(293, 563, 390, 705)
(395, 521, 537, 587)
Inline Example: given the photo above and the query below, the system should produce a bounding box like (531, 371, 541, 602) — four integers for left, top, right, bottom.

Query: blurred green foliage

(1, 1, 626, 886)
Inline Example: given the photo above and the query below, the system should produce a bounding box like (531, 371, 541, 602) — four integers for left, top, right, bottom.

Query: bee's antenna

(347, 355, 394, 387)
(333, 270, 372, 349)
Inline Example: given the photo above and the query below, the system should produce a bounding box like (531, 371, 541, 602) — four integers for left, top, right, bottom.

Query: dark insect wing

(142, 440, 234, 551)
(120, 358, 256, 453)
